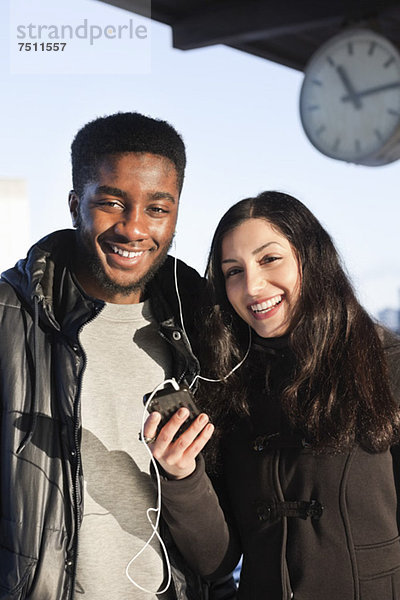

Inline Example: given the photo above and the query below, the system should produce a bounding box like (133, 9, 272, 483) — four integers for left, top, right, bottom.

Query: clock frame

(299, 29, 400, 166)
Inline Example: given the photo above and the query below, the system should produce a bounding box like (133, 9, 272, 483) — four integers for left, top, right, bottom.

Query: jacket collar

(2, 230, 102, 339)
(2, 229, 203, 345)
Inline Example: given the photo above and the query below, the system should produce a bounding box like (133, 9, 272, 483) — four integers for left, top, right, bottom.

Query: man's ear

(68, 190, 80, 228)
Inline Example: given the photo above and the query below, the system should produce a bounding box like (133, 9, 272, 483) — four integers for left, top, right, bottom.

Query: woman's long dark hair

(198, 191, 399, 455)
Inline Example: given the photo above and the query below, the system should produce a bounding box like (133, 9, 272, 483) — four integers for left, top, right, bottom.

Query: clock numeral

(332, 138, 341, 152)
(384, 56, 395, 69)
(374, 129, 383, 141)
(368, 42, 376, 56)
(327, 56, 335, 67)
(316, 125, 326, 137)
(307, 105, 320, 111)
(311, 79, 322, 86)
(388, 108, 400, 117)
(347, 42, 353, 55)
(355, 139, 361, 154)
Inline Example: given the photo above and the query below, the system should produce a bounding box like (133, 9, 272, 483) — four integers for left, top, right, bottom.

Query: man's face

(69, 152, 180, 304)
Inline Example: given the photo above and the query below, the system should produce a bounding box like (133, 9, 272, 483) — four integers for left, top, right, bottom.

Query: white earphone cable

(125, 378, 179, 594)
(172, 241, 251, 389)
(126, 243, 251, 592)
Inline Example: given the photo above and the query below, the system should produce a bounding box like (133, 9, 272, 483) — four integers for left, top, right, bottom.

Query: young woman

(144, 191, 400, 600)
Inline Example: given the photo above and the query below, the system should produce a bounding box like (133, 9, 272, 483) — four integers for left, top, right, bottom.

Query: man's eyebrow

(93, 185, 128, 200)
(150, 191, 176, 203)
(92, 186, 176, 204)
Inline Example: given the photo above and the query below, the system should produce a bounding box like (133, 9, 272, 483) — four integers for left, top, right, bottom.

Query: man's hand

(143, 409, 214, 479)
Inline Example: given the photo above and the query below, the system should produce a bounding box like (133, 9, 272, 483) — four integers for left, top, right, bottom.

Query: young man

(0, 113, 232, 599)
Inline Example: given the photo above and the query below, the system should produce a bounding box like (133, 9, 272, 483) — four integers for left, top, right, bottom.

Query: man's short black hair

(71, 112, 186, 197)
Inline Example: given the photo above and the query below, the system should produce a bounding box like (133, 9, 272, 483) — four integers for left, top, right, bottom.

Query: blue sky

(1, 0, 399, 318)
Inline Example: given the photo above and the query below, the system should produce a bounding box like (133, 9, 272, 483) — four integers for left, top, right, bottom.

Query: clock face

(299, 29, 400, 164)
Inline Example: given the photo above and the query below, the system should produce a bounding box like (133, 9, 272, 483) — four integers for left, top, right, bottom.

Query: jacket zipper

(68, 345, 85, 600)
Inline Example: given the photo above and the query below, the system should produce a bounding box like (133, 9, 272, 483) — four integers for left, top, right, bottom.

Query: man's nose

(114, 207, 149, 240)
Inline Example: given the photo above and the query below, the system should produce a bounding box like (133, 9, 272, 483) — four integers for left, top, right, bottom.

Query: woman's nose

(245, 270, 266, 297)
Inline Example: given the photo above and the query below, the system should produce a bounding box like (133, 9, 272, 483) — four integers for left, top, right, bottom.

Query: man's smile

(109, 243, 145, 259)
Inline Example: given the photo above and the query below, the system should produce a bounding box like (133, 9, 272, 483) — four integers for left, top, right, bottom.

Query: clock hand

(336, 65, 362, 109)
(342, 81, 400, 102)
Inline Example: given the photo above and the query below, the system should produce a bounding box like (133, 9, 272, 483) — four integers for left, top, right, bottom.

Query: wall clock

(299, 29, 400, 166)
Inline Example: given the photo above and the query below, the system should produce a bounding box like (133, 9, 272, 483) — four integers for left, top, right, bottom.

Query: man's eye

(97, 200, 123, 209)
(149, 206, 169, 214)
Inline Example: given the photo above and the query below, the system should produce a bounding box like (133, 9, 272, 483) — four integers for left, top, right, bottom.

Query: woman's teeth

(251, 295, 282, 314)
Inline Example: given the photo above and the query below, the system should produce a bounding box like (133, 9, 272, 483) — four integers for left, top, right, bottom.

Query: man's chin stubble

(74, 226, 174, 300)
(84, 246, 171, 299)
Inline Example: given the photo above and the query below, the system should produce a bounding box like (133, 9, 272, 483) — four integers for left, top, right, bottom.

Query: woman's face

(221, 218, 301, 338)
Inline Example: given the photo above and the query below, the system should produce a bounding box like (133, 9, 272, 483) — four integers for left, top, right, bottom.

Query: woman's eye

(225, 268, 242, 279)
(260, 255, 280, 265)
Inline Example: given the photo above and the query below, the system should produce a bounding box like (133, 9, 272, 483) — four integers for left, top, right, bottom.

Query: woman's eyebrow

(252, 241, 284, 255)
(222, 241, 285, 264)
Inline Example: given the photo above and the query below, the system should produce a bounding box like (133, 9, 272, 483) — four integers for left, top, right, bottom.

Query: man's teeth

(110, 244, 144, 259)
(251, 295, 282, 313)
